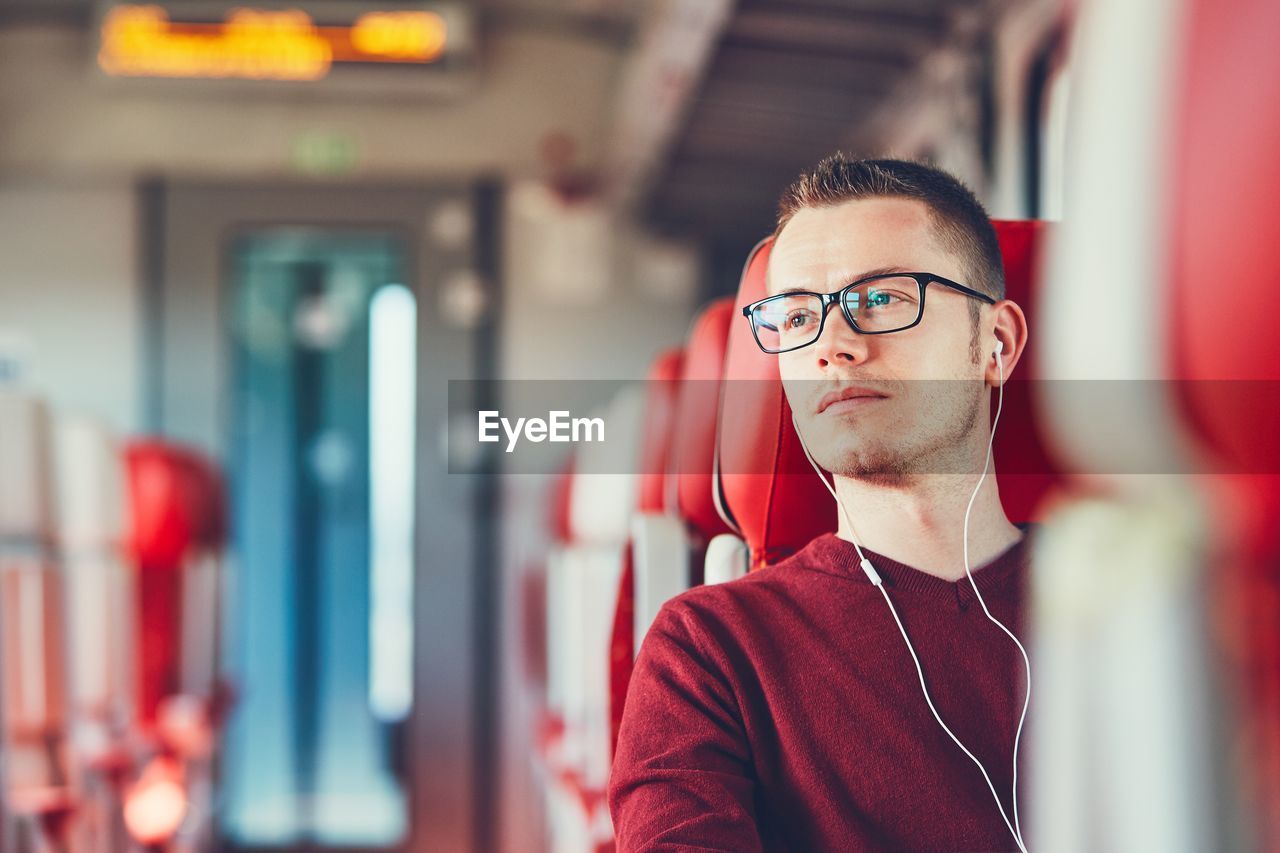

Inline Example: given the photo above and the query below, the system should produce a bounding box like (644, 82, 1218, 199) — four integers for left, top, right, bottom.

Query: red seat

(636, 349, 686, 515)
(56, 417, 138, 851)
(608, 300, 738, 757)
(123, 441, 227, 848)
(0, 390, 72, 846)
(1025, 3, 1280, 847)
(124, 443, 204, 727)
(1166, 0, 1280, 842)
(671, 299, 736, 552)
(608, 348, 684, 756)
(543, 387, 647, 852)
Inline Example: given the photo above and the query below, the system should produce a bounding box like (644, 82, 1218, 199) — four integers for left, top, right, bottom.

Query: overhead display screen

(96, 2, 472, 82)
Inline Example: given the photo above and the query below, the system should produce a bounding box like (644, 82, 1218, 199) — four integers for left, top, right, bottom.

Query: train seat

(608, 300, 737, 758)
(631, 299, 736, 647)
(1169, 5, 1280, 839)
(123, 441, 228, 848)
(55, 417, 137, 852)
(56, 418, 134, 735)
(1030, 2, 1280, 848)
(0, 388, 74, 845)
(545, 387, 646, 852)
(607, 348, 684, 758)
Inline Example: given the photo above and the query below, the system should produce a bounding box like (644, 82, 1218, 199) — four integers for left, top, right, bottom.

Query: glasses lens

(842, 276, 922, 332)
(751, 293, 824, 352)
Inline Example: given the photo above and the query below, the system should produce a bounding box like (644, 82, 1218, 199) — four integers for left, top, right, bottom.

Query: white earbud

(994, 339, 1005, 358)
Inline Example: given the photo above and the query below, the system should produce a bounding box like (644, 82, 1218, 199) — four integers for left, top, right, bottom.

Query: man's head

(766, 155, 1026, 483)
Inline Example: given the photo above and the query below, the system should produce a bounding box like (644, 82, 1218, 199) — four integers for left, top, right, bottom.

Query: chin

(824, 449, 914, 481)
(810, 435, 892, 477)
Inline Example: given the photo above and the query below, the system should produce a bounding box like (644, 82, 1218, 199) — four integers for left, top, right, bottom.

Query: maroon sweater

(609, 530, 1032, 852)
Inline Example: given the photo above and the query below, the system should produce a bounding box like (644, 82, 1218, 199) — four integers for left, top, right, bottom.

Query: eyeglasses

(742, 272, 996, 354)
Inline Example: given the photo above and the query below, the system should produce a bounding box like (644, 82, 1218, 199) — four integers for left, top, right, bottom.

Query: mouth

(816, 386, 889, 415)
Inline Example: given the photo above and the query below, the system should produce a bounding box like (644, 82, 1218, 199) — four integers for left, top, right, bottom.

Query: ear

(986, 299, 1029, 386)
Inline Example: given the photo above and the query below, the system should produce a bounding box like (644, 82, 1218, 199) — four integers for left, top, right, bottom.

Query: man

(608, 156, 1032, 851)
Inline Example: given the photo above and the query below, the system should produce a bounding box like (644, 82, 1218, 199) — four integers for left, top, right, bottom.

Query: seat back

(0, 388, 72, 837)
(123, 441, 228, 849)
(610, 349, 686, 756)
(124, 442, 200, 728)
(1028, 2, 1280, 849)
(627, 346, 691, 648)
(56, 417, 139, 853)
(636, 349, 685, 514)
(671, 299, 736, 549)
(612, 302, 737, 756)
(1162, 0, 1280, 844)
(716, 239, 835, 574)
(545, 387, 646, 851)
(56, 418, 134, 730)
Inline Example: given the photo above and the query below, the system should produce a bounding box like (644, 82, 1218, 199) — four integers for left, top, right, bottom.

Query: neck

(832, 471, 1021, 581)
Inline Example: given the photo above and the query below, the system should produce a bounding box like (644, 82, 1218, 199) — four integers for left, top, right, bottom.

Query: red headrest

(636, 348, 685, 514)
(125, 442, 200, 570)
(671, 298, 735, 541)
(125, 441, 226, 568)
(717, 221, 1057, 570)
(124, 440, 226, 724)
(990, 219, 1063, 523)
(717, 241, 835, 569)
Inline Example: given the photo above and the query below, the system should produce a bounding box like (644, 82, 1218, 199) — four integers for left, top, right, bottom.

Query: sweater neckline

(799, 524, 1032, 608)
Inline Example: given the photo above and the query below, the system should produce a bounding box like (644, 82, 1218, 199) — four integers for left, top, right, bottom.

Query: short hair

(774, 155, 1005, 304)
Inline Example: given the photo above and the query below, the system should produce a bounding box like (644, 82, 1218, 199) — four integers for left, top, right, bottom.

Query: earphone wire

(790, 352, 1031, 853)
(962, 351, 1032, 848)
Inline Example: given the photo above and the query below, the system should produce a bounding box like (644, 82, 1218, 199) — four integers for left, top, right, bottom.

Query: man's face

(769, 197, 988, 481)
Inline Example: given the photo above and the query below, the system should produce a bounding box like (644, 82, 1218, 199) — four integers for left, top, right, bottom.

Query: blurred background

(0, 0, 1278, 851)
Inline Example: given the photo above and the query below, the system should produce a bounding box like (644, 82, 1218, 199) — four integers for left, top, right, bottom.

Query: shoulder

(650, 555, 824, 648)
(667, 562, 793, 616)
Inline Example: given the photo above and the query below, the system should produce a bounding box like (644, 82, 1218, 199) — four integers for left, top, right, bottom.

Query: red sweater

(609, 530, 1032, 852)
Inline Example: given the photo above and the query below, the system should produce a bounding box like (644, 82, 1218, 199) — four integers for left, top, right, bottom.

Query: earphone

(792, 337, 1032, 853)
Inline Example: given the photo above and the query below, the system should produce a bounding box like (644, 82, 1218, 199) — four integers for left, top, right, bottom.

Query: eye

(863, 288, 915, 309)
(784, 309, 818, 329)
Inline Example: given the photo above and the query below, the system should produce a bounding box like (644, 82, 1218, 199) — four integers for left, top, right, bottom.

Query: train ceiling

(631, 0, 993, 243)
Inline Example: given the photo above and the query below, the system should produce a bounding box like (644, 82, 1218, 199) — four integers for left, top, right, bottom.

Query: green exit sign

(293, 131, 360, 175)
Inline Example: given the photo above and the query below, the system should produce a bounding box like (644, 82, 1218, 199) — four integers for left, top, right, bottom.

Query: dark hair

(774, 155, 1005, 303)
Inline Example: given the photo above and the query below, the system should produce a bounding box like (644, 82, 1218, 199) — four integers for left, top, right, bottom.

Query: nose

(811, 305, 870, 368)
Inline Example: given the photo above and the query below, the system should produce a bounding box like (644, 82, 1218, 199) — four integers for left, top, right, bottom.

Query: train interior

(1, 0, 1278, 850)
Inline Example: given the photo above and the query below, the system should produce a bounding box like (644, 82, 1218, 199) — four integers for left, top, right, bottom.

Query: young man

(608, 156, 1032, 851)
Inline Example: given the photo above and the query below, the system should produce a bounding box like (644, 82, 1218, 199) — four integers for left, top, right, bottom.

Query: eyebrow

(771, 265, 913, 295)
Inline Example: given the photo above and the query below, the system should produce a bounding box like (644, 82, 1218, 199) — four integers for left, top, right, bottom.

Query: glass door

(222, 231, 416, 847)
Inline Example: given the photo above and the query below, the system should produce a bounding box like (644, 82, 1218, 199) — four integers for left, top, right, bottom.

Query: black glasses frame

(741, 272, 997, 354)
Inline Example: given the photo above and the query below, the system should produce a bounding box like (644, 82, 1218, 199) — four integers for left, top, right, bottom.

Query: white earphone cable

(791, 346, 1030, 853)
(961, 351, 1033, 846)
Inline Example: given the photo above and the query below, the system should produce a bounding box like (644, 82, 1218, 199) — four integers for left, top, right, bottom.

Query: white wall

(500, 181, 698, 382)
(0, 181, 140, 434)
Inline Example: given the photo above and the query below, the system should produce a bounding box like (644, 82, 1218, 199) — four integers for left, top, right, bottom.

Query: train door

(147, 183, 497, 852)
